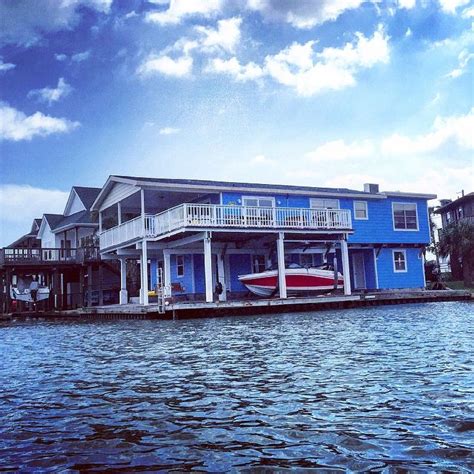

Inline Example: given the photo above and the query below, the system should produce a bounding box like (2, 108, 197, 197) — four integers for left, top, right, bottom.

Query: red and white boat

(238, 264, 344, 297)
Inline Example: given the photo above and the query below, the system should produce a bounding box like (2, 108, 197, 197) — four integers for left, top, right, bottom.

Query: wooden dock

(1, 289, 472, 321)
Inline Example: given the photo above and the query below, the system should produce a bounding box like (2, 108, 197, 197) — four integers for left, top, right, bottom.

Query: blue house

(91, 176, 435, 305)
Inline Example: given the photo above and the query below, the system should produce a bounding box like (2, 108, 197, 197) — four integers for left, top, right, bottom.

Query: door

(353, 252, 366, 289)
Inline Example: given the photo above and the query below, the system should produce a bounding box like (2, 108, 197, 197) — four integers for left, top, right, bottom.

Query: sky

(0, 0, 473, 246)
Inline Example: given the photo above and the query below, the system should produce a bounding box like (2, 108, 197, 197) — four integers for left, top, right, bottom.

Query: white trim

(421, 252, 426, 288)
(310, 198, 340, 209)
(353, 200, 368, 220)
(392, 202, 419, 232)
(373, 248, 379, 289)
(392, 249, 408, 273)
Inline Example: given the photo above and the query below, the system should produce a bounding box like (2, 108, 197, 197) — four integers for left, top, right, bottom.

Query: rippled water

(1, 302, 473, 472)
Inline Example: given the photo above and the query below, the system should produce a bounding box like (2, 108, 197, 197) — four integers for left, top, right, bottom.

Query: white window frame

(392, 249, 408, 273)
(252, 255, 266, 273)
(310, 198, 340, 209)
(354, 200, 368, 220)
(242, 196, 275, 208)
(176, 255, 185, 278)
(392, 202, 419, 231)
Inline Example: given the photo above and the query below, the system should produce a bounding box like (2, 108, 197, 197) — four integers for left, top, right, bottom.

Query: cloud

(0, 103, 80, 141)
(205, 57, 264, 81)
(146, 0, 224, 25)
(55, 53, 68, 61)
(246, 0, 364, 29)
(27, 78, 73, 105)
(438, 0, 471, 13)
(446, 49, 474, 79)
(0, 58, 15, 74)
(212, 25, 388, 96)
(398, 0, 416, 8)
(306, 139, 375, 162)
(71, 50, 91, 62)
(0, 184, 69, 247)
(137, 54, 193, 77)
(0, 0, 112, 47)
(159, 126, 180, 135)
(195, 17, 242, 54)
(250, 154, 275, 165)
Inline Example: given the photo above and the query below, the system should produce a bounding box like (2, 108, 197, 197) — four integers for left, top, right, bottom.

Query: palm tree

(438, 220, 474, 286)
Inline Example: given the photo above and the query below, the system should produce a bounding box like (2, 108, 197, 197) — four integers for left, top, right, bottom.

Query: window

(393, 250, 407, 272)
(354, 201, 368, 220)
(242, 196, 275, 208)
(393, 203, 418, 230)
(253, 255, 266, 273)
(300, 253, 314, 267)
(310, 198, 339, 209)
(176, 255, 185, 277)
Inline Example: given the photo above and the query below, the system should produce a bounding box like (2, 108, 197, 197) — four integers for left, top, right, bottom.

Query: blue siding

(376, 248, 425, 289)
(170, 255, 194, 294)
(229, 254, 251, 292)
(193, 254, 205, 294)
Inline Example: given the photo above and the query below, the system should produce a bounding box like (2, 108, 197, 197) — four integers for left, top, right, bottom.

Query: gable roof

(73, 186, 101, 210)
(43, 214, 64, 229)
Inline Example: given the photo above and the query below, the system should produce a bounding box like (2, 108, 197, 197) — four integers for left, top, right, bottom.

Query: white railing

(99, 204, 352, 249)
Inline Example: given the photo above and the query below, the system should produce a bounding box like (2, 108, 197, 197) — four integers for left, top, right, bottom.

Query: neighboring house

(1, 186, 120, 312)
(91, 176, 436, 305)
(434, 191, 474, 278)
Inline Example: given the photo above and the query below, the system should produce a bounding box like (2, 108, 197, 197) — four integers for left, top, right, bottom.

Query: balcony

(99, 203, 352, 250)
(0, 247, 100, 266)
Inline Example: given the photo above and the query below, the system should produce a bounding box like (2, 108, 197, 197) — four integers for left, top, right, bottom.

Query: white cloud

(137, 54, 193, 77)
(0, 57, 15, 73)
(0, 185, 69, 246)
(246, 0, 365, 29)
(438, 0, 471, 13)
(263, 25, 389, 96)
(0, 103, 80, 141)
(159, 126, 180, 135)
(195, 17, 242, 54)
(0, 0, 112, 47)
(446, 49, 474, 79)
(27, 78, 73, 105)
(146, 0, 224, 25)
(398, 0, 416, 9)
(71, 50, 91, 62)
(306, 139, 374, 162)
(251, 154, 275, 165)
(55, 53, 67, 61)
(381, 108, 474, 155)
(206, 57, 264, 81)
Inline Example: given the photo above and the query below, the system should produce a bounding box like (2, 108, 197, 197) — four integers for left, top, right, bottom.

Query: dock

(1, 289, 472, 321)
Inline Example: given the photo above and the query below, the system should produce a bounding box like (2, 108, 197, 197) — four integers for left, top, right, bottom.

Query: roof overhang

(53, 223, 97, 234)
(382, 192, 437, 200)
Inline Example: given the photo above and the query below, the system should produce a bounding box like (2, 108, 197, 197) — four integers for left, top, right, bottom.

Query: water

(1, 302, 473, 472)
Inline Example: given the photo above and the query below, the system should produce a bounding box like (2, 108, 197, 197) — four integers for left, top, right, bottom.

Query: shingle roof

(51, 210, 96, 231)
(72, 186, 101, 210)
(43, 214, 64, 229)
(114, 175, 375, 196)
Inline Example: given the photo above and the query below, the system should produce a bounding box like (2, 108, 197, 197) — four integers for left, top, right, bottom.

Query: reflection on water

(1, 302, 473, 471)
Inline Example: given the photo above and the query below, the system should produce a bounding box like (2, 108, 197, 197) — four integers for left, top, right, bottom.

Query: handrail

(99, 204, 352, 250)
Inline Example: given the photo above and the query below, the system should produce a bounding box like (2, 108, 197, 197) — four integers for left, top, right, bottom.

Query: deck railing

(0, 247, 100, 266)
(99, 204, 352, 249)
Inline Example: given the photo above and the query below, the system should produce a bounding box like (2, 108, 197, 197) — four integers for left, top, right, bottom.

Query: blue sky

(0, 0, 473, 246)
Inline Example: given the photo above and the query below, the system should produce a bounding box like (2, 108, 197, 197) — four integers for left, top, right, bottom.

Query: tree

(438, 220, 474, 286)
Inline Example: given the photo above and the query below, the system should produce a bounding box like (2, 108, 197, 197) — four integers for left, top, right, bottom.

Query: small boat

(239, 263, 344, 297)
(10, 285, 50, 303)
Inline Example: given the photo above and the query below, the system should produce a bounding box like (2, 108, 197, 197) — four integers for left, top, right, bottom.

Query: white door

(353, 253, 366, 289)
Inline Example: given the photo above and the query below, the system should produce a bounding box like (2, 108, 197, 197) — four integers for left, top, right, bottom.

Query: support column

(119, 258, 128, 305)
(117, 201, 122, 225)
(217, 253, 227, 302)
(277, 232, 287, 299)
(340, 238, 352, 296)
(204, 233, 213, 303)
(141, 240, 149, 305)
(163, 250, 171, 297)
(87, 264, 93, 307)
(98, 211, 103, 233)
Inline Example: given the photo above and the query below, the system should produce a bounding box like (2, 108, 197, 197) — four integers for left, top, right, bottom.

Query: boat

(10, 278, 50, 303)
(238, 263, 344, 297)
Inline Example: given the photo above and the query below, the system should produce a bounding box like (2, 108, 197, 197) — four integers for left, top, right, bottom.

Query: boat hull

(239, 268, 344, 297)
(10, 287, 50, 303)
